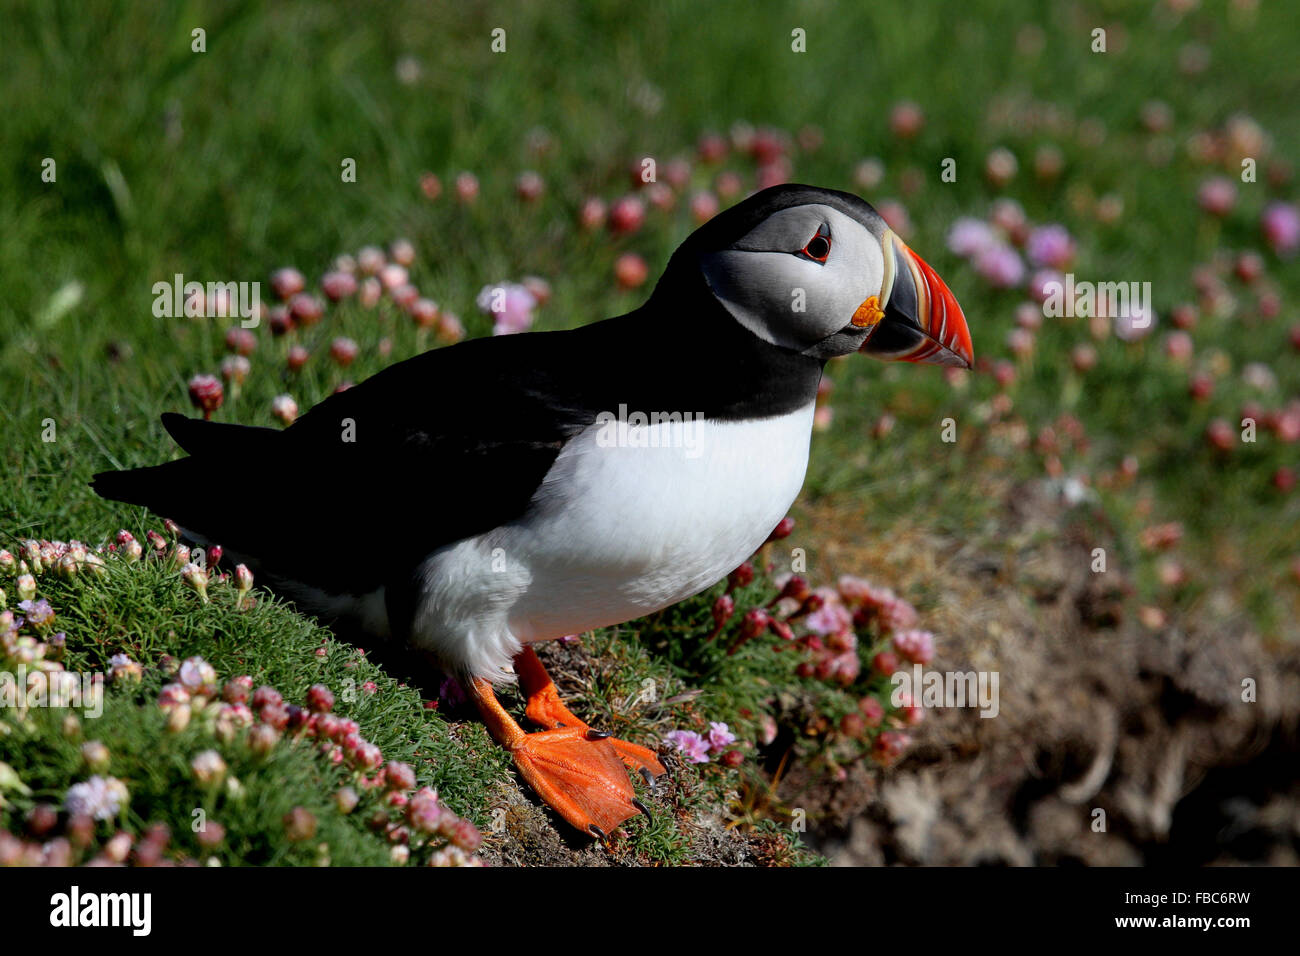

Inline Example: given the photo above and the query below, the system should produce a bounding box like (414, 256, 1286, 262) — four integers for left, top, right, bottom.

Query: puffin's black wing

(91, 330, 600, 594)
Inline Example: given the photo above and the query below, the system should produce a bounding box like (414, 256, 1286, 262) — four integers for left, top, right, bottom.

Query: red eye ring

(801, 229, 831, 263)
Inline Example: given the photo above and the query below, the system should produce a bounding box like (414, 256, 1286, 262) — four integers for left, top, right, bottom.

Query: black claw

(639, 768, 656, 787)
(633, 799, 651, 819)
(585, 729, 610, 740)
(589, 824, 607, 840)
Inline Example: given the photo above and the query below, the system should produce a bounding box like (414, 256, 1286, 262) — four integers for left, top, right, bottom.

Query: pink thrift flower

(320, 270, 358, 301)
(271, 394, 298, 425)
(946, 217, 996, 259)
(477, 283, 537, 336)
(1114, 303, 1157, 342)
(1025, 224, 1075, 269)
(179, 656, 217, 694)
(706, 722, 736, 753)
(270, 268, 306, 300)
(1028, 269, 1064, 303)
(974, 243, 1025, 288)
(878, 594, 919, 632)
(892, 629, 936, 665)
(664, 730, 711, 764)
(188, 374, 223, 419)
(1261, 202, 1300, 256)
(836, 575, 877, 605)
(1197, 176, 1236, 217)
(804, 589, 852, 635)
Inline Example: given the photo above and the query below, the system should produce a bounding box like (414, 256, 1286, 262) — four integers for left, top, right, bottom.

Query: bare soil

(795, 478, 1300, 866)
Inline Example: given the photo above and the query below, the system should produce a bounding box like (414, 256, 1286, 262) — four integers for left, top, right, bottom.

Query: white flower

(179, 656, 217, 694)
(65, 775, 128, 820)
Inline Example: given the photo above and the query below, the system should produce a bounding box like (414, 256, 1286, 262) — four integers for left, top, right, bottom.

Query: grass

(1, 0, 1297, 865)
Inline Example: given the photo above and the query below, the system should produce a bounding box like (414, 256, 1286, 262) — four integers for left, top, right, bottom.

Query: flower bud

(766, 517, 795, 541)
(166, 703, 192, 733)
(81, 740, 111, 772)
(181, 562, 209, 603)
(246, 723, 279, 756)
(384, 761, 416, 792)
(712, 594, 735, 627)
(188, 374, 224, 419)
(191, 750, 227, 786)
(234, 563, 254, 609)
(727, 562, 754, 591)
(306, 683, 335, 714)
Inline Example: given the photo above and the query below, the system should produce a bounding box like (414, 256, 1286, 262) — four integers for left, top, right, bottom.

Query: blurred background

(1, 0, 1297, 866)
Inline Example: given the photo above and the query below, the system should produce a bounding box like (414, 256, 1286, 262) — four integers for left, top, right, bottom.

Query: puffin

(92, 184, 972, 838)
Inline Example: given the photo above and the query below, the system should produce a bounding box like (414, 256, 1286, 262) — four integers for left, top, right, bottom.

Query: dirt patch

(793, 479, 1300, 866)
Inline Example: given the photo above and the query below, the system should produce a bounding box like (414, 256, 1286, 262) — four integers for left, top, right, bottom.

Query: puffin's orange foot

(510, 726, 651, 838)
(517, 649, 667, 780)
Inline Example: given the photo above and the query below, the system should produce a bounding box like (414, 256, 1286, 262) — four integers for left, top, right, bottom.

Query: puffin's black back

(91, 199, 827, 599)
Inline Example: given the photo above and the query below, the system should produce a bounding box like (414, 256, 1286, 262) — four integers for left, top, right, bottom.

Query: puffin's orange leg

(467, 676, 649, 838)
(513, 646, 667, 779)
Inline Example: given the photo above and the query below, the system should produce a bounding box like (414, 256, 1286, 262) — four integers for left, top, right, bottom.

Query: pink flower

(877, 594, 919, 632)
(1025, 225, 1075, 269)
(578, 197, 607, 231)
(1114, 303, 1156, 342)
(454, 172, 479, 204)
(836, 575, 877, 605)
(804, 590, 852, 635)
(664, 730, 711, 764)
(270, 268, 306, 300)
(1197, 176, 1236, 217)
(1261, 202, 1300, 256)
(1027, 269, 1064, 303)
(271, 394, 298, 425)
(876, 200, 910, 237)
(320, 270, 358, 301)
(289, 293, 324, 325)
(892, 629, 936, 665)
(477, 283, 536, 336)
(706, 722, 736, 753)
(946, 217, 996, 259)
(608, 196, 645, 235)
(874, 730, 912, 764)
(329, 337, 359, 367)
(188, 374, 223, 419)
(390, 238, 416, 267)
(179, 656, 217, 694)
(357, 246, 385, 275)
(379, 264, 409, 291)
(614, 253, 649, 289)
(889, 101, 925, 139)
(220, 355, 251, 384)
(689, 190, 719, 224)
(974, 243, 1025, 288)
(515, 171, 544, 201)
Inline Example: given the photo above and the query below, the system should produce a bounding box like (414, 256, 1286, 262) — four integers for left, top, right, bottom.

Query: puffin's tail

(91, 412, 282, 523)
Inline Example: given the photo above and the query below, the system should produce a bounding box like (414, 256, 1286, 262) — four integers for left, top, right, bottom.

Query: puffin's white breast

(410, 402, 816, 679)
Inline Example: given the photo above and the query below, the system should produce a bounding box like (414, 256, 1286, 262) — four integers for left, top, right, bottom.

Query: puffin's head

(675, 184, 973, 368)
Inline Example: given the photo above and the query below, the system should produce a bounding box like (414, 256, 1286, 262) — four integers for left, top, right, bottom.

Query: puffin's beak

(856, 231, 973, 369)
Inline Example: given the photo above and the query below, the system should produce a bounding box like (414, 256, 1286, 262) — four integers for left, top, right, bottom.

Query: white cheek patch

(701, 249, 819, 347)
(700, 206, 886, 348)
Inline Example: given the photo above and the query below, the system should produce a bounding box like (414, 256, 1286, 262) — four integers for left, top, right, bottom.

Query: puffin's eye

(800, 226, 832, 263)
